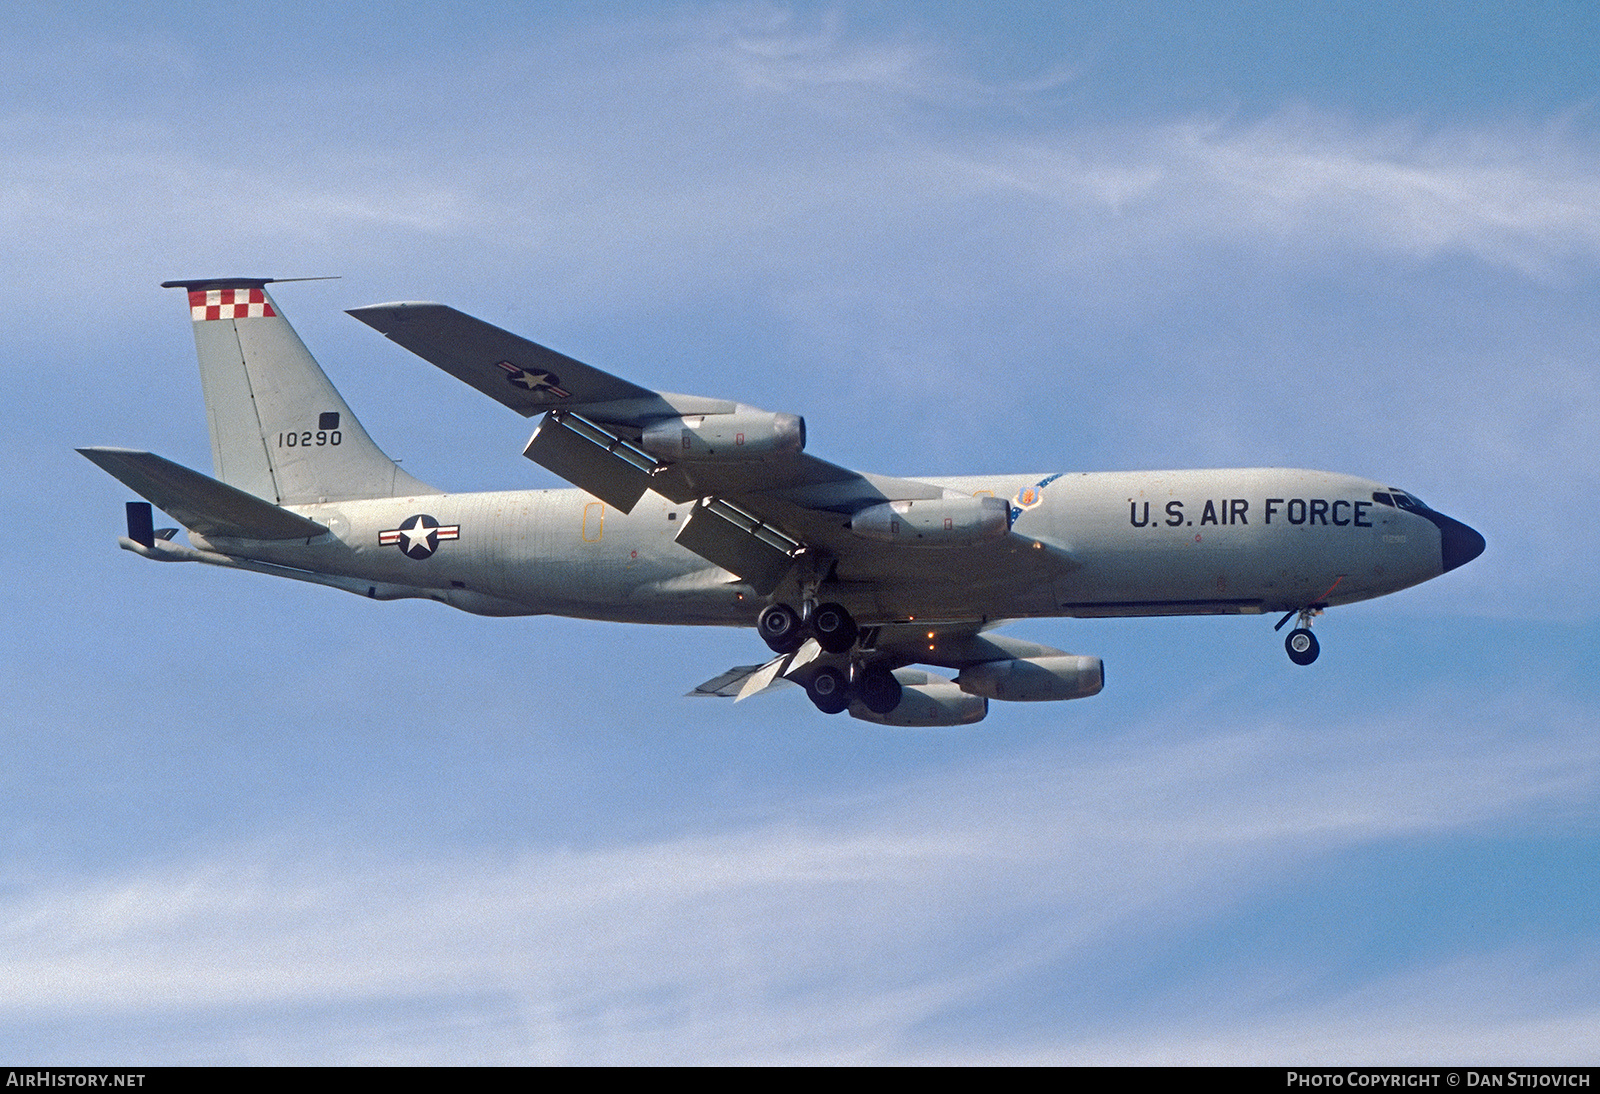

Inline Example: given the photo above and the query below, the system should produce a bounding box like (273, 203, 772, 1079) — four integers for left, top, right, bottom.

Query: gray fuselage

(195, 467, 1459, 628)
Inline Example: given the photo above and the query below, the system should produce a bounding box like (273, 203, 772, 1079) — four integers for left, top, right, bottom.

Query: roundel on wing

(497, 360, 571, 399)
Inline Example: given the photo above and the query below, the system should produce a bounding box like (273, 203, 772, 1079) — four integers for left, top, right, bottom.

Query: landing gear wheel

(855, 666, 902, 715)
(811, 602, 858, 654)
(1285, 627, 1320, 666)
(806, 665, 849, 714)
(758, 603, 804, 653)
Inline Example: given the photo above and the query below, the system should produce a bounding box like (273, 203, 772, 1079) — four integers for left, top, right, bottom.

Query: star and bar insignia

(378, 514, 461, 560)
(497, 360, 571, 398)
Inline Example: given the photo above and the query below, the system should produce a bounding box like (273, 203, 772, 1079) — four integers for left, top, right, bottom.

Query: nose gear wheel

(1285, 627, 1319, 665)
(1276, 606, 1323, 666)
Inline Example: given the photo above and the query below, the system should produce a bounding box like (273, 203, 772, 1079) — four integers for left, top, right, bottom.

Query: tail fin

(163, 278, 439, 504)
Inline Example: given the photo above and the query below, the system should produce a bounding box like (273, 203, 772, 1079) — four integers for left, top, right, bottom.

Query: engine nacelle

(848, 495, 1011, 547)
(639, 406, 805, 462)
(958, 655, 1104, 702)
(848, 669, 988, 726)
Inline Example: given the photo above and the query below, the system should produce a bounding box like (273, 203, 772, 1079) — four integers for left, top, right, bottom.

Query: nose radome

(1437, 513, 1486, 573)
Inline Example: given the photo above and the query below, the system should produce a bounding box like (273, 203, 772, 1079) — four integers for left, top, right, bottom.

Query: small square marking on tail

(188, 288, 277, 321)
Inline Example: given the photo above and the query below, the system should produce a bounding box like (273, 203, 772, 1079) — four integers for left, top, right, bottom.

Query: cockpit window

(1375, 490, 1428, 512)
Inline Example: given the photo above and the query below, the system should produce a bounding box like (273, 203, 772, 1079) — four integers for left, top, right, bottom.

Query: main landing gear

(757, 603, 804, 652)
(803, 663, 903, 716)
(805, 665, 850, 714)
(1274, 606, 1322, 666)
(758, 600, 902, 715)
(757, 600, 857, 654)
(809, 602, 859, 653)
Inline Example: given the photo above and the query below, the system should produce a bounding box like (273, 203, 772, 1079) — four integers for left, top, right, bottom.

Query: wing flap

(78, 448, 326, 541)
(686, 661, 797, 699)
(672, 498, 798, 595)
(521, 414, 655, 513)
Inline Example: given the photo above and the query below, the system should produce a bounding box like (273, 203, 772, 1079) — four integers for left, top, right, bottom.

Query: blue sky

(3, 1, 1598, 1064)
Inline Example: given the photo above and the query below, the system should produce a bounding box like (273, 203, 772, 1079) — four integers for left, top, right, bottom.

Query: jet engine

(957, 655, 1104, 702)
(848, 495, 1011, 547)
(639, 406, 805, 462)
(848, 669, 988, 726)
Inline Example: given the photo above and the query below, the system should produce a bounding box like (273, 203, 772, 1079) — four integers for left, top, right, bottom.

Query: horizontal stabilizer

(78, 448, 326, 540)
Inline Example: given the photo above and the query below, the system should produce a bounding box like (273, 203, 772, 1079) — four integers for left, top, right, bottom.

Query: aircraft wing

(349, 301, 942, 494)
(349, 302, 1071, 597)
(346, 302, 662, 415)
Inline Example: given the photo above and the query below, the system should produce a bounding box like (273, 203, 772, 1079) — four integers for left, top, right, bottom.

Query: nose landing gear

(1275, 606, 1323, 666)
(1284, 626, 1319, 665)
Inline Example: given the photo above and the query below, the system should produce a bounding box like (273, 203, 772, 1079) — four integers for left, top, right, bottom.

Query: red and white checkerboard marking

(189, 288, 277, 321)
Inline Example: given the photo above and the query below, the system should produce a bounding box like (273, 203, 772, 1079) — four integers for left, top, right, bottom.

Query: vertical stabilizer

(164, 279, 439, 504)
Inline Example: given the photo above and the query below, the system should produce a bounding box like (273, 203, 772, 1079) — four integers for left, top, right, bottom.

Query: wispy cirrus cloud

(3, 689, 1593, 1063)
(6, 12, 1600, 299)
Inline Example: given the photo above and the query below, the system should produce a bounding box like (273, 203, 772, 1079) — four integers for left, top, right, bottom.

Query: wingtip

(78, 445, 140, 466)
(346, 301, 447, 328)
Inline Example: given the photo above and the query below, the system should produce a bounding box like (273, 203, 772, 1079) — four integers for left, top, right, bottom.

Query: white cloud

(7, 12, 1600, 307)
(1060, 949, 1600, 1066)
(3, 692, 1593, 1063)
